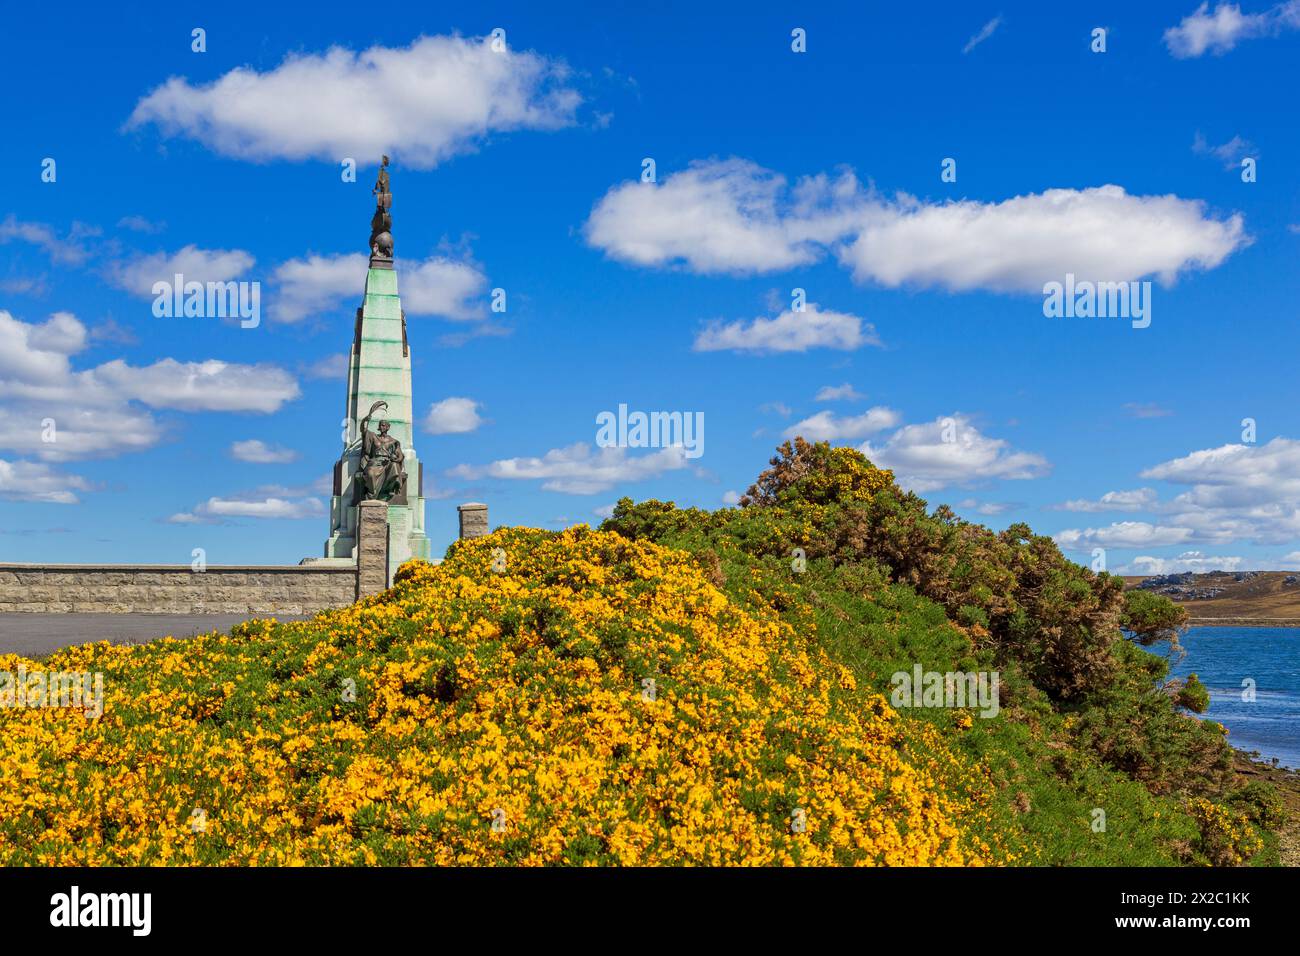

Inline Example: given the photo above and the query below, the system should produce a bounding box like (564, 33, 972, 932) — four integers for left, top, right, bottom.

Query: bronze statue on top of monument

(357, 400, 404, 502)
(369, 155, 394, 260)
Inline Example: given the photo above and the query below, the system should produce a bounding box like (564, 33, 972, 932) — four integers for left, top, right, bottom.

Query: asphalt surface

(0, 613, 308, 657)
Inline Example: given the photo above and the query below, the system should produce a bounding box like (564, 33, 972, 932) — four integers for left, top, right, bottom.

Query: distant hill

(1123, 570, 1300, 626)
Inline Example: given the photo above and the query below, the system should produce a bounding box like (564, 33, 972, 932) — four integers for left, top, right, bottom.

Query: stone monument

(322, 158, 432, 582)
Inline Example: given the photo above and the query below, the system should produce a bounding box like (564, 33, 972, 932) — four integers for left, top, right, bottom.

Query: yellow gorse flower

(0, 526, 1009, 866)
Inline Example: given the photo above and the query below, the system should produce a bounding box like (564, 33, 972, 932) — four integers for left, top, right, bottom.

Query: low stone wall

(0, 564, 357, 614)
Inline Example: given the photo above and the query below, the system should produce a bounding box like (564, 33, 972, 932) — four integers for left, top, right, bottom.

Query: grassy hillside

(0, 439, 1286, 866)
(598, 440, 1286, 865)
(0, 526, 1015, 865)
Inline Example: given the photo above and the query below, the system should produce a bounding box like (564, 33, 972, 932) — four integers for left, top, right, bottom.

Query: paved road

(0, 613, 308, 657)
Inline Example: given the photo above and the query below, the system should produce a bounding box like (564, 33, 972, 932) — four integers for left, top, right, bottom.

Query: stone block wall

(0, 565, 357, 614)
(0, 503, 488, 614)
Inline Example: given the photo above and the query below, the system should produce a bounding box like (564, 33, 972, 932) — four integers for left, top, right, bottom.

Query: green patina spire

(323, 157, 431, 576)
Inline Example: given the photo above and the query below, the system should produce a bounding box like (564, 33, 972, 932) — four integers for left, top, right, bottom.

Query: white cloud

(836, 186, 1246, 293)
(1052, 488, 1159, 513)
(117, 215, 165, 234)
(424, 397, 484, 434)
(784, 406, 901, 441)
(271, 251, 486, 323)
(107, 245, 254, 297)
(91, 359, 300, 413)
(1138, 438, 1300, 545)
(0, 310, 300, 461)
(169, 481, 326, 522)
(963, 16, 1002, 54)
(169, 495, 325, 523)
(450, 442, 690, 494)
(126, 35, 582, 168)
(230, 439, 300, 464)
(722, 489, 741, 506)
(1192, 132, 1256, 169)
(1117, 551, 1246, 574)
(401, 256, 488, 319)
(0, 458, 93, 504)
(24, 311, 86, 355)
(0, 216, 96, 265)
(1164, 1, 1300, 58)
(861, 414, 1050, 492)
(1054, 522, 1195, 551)
(585, 159, 841, 273)
(956, 498, 1016, 516)
(585, 160, 1248, 294)
(694, 304, 880, 354)
(270, 254, 361, 324)
(815, 383, 864, 401)
(1048, 438, 1300, 556)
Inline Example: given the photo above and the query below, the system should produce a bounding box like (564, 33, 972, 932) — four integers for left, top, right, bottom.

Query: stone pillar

(458, 502, 489, 540)
(356, 499, 390, 598)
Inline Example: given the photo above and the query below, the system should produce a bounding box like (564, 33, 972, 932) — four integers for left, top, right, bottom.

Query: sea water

(1166, 627, 1300, 770)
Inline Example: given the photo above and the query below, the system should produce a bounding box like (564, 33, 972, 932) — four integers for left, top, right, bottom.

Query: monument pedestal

(355, 499, 390, 600)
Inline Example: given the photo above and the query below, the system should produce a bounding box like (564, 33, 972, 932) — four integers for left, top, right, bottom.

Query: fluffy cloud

(0, 216, 97, 266)
(814, 383, 864, 401)
(400, 257, 489, 319)
(271, 252, 486, 323)
(0, 309, 300, 461)
(837, 186, 1245, 293)
(1138, 438, 1300, 544)
(117, 214, 165, 234)
(423, 397, 484, 434)
(784, 406, 900, 441)
(126, 35, 582, 168)
(861, 415, 1050, 492)
(694, 304, 880, 354)
(230, 439, 300, 464)
(1054, 522, 1195, 551)
(1164, 1, 1300, 57)
(1053, 438, 1300, 555)
(586, 160, 1248, 294)
(585, 159, 836, 273)
(1117, 551, 1247, 574)
(169, 496, 324, 523)
(956, 498, 1017, 517)
(1193, 132, 1256, 169)
(168, 481, 326, 523)
(450, 442, 690, 494)
(0, 458, 93, 504)
(107, 245, 254, 297)
(1052, 488, 1159, 512)
(91, 360, 299, 413)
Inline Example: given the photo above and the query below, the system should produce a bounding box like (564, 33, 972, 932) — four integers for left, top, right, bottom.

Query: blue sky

(2, 0, 1298, 575)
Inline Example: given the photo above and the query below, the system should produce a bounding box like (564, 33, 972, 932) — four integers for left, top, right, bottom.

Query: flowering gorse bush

(0, 527, 1011, 866)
